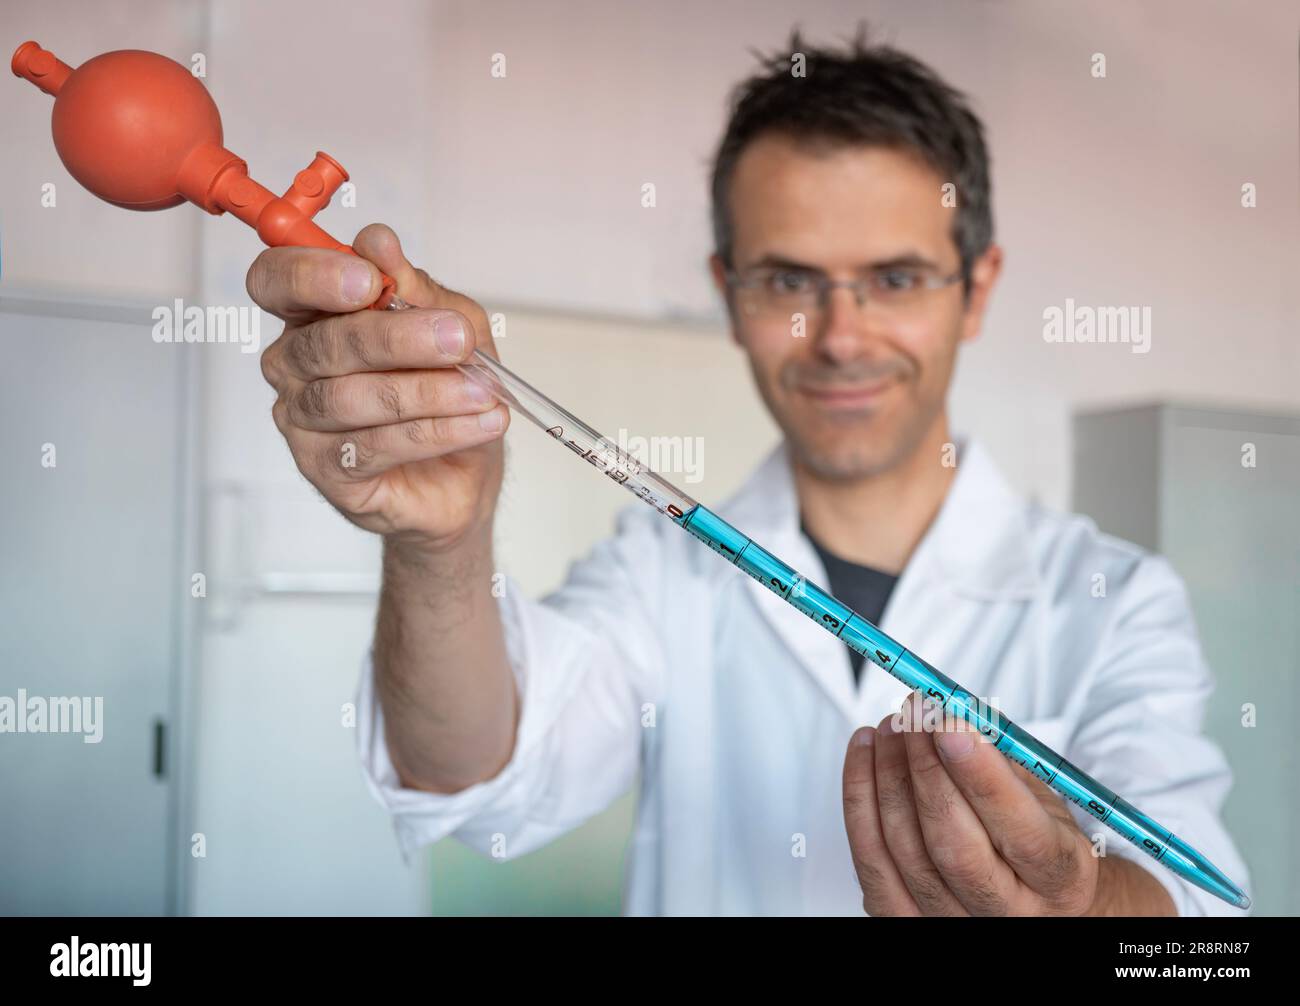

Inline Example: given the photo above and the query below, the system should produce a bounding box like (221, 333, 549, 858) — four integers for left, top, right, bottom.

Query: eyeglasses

(724, 263, 964, 320)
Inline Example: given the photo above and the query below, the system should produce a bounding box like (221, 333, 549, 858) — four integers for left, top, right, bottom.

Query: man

(250, 29, 1248, 915)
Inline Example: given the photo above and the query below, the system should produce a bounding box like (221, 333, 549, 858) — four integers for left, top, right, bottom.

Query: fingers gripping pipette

(14, 41, 1250, 911)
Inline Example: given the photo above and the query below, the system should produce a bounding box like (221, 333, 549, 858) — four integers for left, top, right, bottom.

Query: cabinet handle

(153, 719, 166, 779)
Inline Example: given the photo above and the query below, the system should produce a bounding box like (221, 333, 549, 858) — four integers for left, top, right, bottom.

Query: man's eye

(768, 270, 815, 294)
(876, 269, 920, 292)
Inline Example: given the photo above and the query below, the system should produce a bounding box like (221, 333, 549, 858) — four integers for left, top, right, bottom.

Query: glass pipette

(389, 296, 1251, 912)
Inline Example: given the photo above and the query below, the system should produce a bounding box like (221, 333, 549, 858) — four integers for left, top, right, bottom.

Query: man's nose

(813, 284, 877, 363)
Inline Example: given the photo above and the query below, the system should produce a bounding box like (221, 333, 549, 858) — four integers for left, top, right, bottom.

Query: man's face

(712, 133, 999, 482)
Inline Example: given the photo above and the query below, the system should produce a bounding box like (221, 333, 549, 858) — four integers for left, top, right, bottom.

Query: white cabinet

(1073, 403, 1300, 915)
(0, 295, 195, 914)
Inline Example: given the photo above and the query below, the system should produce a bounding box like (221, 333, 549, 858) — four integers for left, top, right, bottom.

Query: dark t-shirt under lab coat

(800, 517, 899, 687)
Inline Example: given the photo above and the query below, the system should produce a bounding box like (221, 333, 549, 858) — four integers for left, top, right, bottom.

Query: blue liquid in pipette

(675, 503, 1250, 910)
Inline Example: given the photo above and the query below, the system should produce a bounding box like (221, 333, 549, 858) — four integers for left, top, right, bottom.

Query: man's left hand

(842, 691, 1175, 916)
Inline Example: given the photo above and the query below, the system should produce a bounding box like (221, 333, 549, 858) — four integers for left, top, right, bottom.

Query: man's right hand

(249, 223, 510, 555)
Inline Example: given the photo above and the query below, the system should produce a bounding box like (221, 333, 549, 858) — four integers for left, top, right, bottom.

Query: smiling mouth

(798, 379, 895, 411)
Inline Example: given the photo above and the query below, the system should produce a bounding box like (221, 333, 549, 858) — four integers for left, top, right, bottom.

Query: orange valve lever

(11, 40, 397, 308)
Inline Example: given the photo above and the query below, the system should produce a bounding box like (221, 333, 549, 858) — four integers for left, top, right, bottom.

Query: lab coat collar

(719, 435, 1039, 600)
(715, 435, 1039, 720)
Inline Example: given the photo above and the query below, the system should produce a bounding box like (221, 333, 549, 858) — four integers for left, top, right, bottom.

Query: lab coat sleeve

(354, 504, 668, 863)
(1065, 554, 1252, 917)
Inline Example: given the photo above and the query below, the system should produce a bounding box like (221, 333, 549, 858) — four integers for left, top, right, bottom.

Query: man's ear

(708, 253, 729, 300)
(959, 244, 1003, 345)
(708, 253, 742, 347)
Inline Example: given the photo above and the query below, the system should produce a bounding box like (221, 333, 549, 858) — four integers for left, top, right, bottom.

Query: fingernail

(478, 408, 504, 432)
(435, 316, 465, 356)
(464, 377, 492, 403)
(937, 730, 976, 761)
(880, 715, 898, 736)
(852, 726, 875, 748)
(342, 262, 374, 304)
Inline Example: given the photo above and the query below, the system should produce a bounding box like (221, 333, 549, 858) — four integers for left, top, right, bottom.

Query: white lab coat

(355, 437, 1251, 916)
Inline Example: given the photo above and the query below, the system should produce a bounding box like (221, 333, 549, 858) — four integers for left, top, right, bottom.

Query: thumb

(351, 223, 448, 309)
(351, 222, 498, 361)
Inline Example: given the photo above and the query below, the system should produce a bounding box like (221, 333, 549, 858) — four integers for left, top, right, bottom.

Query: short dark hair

(709, 24, 994, 286)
